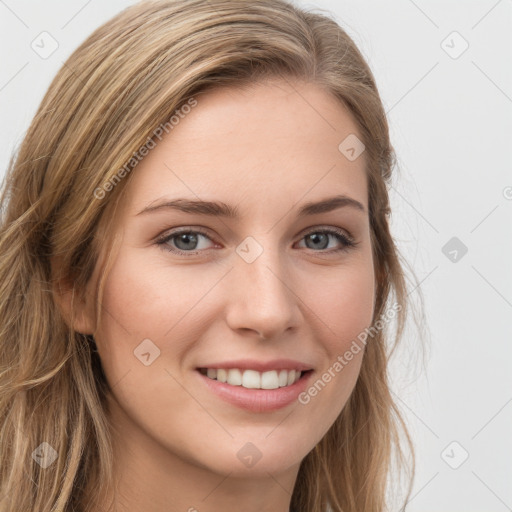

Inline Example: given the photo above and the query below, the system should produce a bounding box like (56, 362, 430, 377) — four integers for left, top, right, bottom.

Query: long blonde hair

(0, 1, 416, 510)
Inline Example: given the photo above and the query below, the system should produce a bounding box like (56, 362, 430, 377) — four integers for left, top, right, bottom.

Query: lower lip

(197, 370, 313, 413)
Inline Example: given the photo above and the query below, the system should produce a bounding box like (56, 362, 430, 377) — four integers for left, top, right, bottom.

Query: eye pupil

(175, 232, 198, 250)
(306, 232, 329, 250)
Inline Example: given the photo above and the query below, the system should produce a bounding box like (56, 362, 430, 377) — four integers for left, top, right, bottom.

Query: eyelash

(155, 226, 358, 256)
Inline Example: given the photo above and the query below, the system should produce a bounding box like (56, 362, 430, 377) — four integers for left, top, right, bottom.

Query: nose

(224, 241, 302, 340)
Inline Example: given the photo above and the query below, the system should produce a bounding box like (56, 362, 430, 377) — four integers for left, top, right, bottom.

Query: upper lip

(197, 359, 314, 372)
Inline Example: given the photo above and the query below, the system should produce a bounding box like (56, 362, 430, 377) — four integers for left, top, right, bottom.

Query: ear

(52, 259, 96, 335)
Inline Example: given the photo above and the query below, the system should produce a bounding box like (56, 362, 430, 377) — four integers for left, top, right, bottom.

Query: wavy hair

(0, 1, 417, 510)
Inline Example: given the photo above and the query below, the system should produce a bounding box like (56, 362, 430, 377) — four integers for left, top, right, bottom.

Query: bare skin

(65, 78, 375, 512)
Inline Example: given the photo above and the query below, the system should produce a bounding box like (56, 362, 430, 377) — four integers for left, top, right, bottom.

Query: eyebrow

(136, 194, 366, 218)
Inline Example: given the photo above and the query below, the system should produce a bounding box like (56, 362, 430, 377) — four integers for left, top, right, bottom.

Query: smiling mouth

(198, 368, 312, 390)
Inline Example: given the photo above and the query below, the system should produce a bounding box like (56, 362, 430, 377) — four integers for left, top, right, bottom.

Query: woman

(0, 0, 415, 510)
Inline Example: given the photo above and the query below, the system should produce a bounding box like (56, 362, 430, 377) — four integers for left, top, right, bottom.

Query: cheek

(92, 250, 177, 376)
(310, 258, 376, 349)
(294, 257, 374, 426)
(97, 249, 211, 338)
(92, 248, 232, 385)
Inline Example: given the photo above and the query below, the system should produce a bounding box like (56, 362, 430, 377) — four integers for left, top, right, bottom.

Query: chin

(192, 430, 314, 477)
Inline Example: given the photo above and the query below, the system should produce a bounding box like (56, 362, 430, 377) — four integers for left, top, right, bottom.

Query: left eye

(296, 229, 356, 252)
(156, 227, 356, 255)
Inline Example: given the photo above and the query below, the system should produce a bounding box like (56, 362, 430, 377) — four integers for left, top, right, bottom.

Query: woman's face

(84, 79, 375, 479)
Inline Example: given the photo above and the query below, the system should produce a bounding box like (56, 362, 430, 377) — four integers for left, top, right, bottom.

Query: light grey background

(1, 1, 511, 511)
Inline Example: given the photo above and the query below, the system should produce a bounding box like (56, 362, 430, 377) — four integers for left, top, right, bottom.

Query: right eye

(156, 228, 217, 255)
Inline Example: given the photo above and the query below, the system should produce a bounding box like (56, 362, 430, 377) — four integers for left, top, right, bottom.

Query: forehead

(123, 79, 368, 217)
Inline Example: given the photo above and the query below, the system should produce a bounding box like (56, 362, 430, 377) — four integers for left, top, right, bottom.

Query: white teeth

(242, 370, 261, 389)
(227, 368, 242, 386)
(261, 370, 279, 389)
(202, 368, 303, 389)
